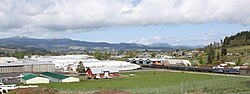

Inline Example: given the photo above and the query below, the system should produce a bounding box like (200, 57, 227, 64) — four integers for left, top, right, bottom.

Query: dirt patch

(7, 88, 58, 94)
(89, 89, 131, 94)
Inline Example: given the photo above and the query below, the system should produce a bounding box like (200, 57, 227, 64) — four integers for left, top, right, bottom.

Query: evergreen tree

(151, 52, 157, 58)
(126, 51, 137, 58)
(199, 54, 204, 65)
(94, 50, 102, 60)
(207, 44, 215, 64)
(236, 58, 243, 66)
(103, 52, 111, 60)
(223, 31, 250, 46)
(220, 56, 226, 64)
(76, 61, 85, 74)
(216, 52, 220, 61)
(220, 39, 223, 45)
(221, 47, 227, 56)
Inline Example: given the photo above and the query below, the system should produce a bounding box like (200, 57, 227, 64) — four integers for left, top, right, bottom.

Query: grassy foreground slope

(37, 71, 250, 93)
(225, 45, 250, 64)
(227, 45, 250, 53)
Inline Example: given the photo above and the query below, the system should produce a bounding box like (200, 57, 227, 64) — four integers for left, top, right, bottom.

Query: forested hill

(223, 31, 250, 47)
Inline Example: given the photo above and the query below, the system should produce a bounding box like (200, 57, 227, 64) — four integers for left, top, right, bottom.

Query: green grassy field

(37, 71, 250, 94)
(227, 45, 250, 53)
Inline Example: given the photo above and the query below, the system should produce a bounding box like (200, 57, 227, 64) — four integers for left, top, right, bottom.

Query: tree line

(223, 31, 250, 47)
(201, 31, 250, 66)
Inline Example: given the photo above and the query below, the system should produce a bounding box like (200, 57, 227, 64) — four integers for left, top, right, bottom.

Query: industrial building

(21, 74, 49, 84)
(23, 61, 55, 72)
(127, 58, 192, 66)
(81, 61, 141, 71)
(0, 63, 24, 73)
(163, 59, 192, 66)
(30, 55, 141, 72)
(0, 55, 140, 74)
(0, 61, 55, 73)
(40, 72, 79, 82)
(127, 58, 167, 65)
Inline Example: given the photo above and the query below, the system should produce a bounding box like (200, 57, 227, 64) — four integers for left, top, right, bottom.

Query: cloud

(129, 31, 231, 46)
(0, 0, 250, 37)
(129, 36, 181, 45)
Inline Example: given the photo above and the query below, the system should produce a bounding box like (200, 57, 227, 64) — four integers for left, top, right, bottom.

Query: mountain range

(148, 43, 204, 49)
(0, 36, 203, 51)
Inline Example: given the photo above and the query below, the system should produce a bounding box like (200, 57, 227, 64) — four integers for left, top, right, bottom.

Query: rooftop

(88, 67, 119, 74)
(0, 63, 23, 67)
(22, 74, 38, 80)
(0, 61, 54, 67)
(41, 72, 69, 80)
(23, 61, 54, 65)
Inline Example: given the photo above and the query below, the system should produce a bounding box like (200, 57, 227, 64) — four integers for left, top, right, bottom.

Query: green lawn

(37, 71, 250, 94)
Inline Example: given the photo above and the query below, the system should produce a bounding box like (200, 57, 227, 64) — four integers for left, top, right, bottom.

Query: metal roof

(41, 72, 69, 80)
(89, 68, 103, 74)
(23, 61, 54, 65)
(88, 67, 119, 74)
(0, 61, 54, 67)
(0, 63, 23, 67)
(22, 74, 38, 80)
(108, 67, 119, 73)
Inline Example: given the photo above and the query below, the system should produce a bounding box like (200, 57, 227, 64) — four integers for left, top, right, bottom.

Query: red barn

(86, 67, 119, 79)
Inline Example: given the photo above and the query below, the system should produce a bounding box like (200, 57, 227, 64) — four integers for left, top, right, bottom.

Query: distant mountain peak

(149, 43, 172, 47)
(0, 36, 195, 51)
(10, 36, 29, 39)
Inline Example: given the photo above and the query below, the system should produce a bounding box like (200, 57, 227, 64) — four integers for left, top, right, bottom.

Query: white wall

(23, 77, 49, 84)
(62, 77, 79, 82)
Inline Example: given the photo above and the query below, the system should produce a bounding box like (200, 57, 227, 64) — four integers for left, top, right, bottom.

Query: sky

(0, 0, 250, 46)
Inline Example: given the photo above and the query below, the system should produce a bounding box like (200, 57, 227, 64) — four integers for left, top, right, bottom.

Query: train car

(149, 64, 240, 75)
(223, 68, 240, 74)
(212, 68, 224, 73)
(196, 67, 213, 72)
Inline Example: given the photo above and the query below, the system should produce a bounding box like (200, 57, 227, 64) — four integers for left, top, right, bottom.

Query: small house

(86, 67, 119, 79)
(21, 74, 49, 84)
(40, 72, 79, 82)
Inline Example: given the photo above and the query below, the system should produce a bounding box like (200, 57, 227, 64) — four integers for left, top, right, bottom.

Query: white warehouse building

(40, 72, 79, 82)
(21, 74, 49, 84)
(30, 55, 141, 72)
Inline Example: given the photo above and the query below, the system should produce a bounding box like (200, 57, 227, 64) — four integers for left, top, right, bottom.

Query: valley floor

(26, 71, 250, 94)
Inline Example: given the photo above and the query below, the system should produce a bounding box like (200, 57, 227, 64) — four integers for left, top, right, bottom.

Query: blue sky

(0, 0, 250, 46)
(66, 22, 250, 46)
